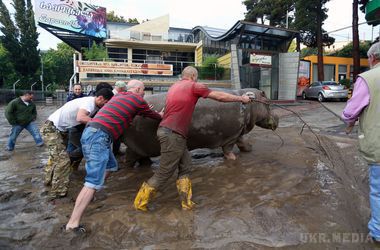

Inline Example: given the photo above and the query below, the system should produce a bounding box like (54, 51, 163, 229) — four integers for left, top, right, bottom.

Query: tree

(292, 0, 335, 81)
(0, 43, 17, 88)
(300, 47, 318, 58)
(0, 0, 40, 89)
(82, 42, 108, 61)
(42, 43, 75, 87)
(332, 41, 371, 58)
(243, 0, 294, 27)
(107, 10, 139, 24)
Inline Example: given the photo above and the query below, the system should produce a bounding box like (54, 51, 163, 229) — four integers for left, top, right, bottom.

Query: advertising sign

(34, 0, 107, 38)
(77, 61, 174, 76)
(250, 53, 272, 67)
(297, 60, 311, 96)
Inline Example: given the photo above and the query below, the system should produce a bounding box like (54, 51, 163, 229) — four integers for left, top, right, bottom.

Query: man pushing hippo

(134, 66, 251, 211)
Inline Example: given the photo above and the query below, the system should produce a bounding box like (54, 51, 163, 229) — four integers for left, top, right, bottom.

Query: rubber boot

(176, 177, 195, 210)
(134, 182, 156, 211)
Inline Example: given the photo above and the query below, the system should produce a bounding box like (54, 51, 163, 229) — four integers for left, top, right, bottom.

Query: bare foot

(224, 152, 237, 160)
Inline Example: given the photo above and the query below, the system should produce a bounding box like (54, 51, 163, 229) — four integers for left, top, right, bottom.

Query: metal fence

(0, 89, 66, 104)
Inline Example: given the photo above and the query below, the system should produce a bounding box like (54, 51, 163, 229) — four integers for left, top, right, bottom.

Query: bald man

(134, 66, 251, 211)
(63, 80, 162, 232)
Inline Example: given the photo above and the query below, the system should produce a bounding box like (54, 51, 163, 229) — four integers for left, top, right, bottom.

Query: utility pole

(317, 0, 324, 81)
(353, 0, 360, 81)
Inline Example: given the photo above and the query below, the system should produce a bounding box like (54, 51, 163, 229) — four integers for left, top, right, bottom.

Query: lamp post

(40, 56, 44, 98)
(13, 79, 20, 95)
(30, 81, 37, 91)
(46, 83, 52, 92)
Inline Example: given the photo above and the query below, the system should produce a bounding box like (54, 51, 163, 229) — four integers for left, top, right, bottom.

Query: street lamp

(40, 56, 44, 97)
(46, 83, 52, 91)
(30, 81, 37, 91)
(13, 79, 20, 94)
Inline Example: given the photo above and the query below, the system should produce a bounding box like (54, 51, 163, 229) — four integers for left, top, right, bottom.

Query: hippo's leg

(222, 144, 237, 160)
(124, 147, 142, 168)
(236, 135, 252, 152)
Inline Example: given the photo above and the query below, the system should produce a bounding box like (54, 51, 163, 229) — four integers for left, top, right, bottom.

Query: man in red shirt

(134, 66, 251, 211)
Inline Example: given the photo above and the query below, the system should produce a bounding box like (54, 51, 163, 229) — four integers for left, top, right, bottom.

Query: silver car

(302, 81, 348, 102)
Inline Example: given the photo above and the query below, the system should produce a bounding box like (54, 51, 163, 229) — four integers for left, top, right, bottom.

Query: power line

(324, 21, 369, 34)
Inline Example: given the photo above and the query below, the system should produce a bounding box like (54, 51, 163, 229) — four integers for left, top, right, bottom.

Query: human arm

(76, 108, 91, 124)
(5, 100, 17, 125)
(138, 101, 162, 120)
(341, 77, 370, 133)
(207, 91, 251, 103)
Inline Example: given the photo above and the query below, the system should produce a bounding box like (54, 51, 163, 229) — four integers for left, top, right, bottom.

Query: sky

(3, 0, 380, 50)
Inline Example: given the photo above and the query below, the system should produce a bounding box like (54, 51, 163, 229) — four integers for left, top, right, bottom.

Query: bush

(196, 56, 225, 80)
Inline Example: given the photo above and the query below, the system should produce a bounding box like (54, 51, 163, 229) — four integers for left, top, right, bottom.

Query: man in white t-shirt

(40, 88, 114, 200)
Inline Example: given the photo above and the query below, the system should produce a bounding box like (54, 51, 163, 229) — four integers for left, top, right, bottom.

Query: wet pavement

(0, 100, 375, 249)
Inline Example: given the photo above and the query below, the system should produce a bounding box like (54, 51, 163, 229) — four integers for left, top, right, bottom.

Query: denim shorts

(81, 126, 118, 190)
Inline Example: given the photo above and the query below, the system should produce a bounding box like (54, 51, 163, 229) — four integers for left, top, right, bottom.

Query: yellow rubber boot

(176, 177, 195, 210)
(134, 182, 156, 211)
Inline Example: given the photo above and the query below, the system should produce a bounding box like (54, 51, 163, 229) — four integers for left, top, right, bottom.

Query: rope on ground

(250, 99, 328, 156)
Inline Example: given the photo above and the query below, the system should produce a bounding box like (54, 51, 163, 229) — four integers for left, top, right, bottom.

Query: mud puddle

(0, 103, 374, 249)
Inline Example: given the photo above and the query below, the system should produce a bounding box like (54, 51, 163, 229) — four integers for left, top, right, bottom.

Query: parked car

(302, 81, 348, 102)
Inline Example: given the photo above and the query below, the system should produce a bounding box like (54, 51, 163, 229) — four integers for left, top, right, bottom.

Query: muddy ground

(0, 100, 375, 249)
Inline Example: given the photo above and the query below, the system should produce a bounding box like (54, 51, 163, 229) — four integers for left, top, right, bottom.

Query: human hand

(158, 107, 165, 118)
(345, 124, 354, 134)
(241, 95, 251, 104)
(149, 104, 154, 110)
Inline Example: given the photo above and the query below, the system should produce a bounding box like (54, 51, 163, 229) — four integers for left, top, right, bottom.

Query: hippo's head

(238, 89, 279, 132)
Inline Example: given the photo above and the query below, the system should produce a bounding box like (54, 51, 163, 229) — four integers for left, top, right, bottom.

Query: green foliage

(288, 39, 297, 52)
(359, 0, 369, 13)
(107, 11, 139, 24)
(0, 0, 40, 89)
(0, 43, 17, 88)
(332, 41, 371, 58)
(42, 43, 75, 87)
(82, 42, 108, 61)
(339, 78, 352, 88)
(300, 47, 318, 58)
(243, 0, 294, 27)
(292, 0, 335, 48)
(196, 56, 225, 80)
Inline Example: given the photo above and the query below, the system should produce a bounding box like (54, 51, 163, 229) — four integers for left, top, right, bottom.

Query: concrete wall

(127, 15, 169, 38)
(278, 52, 300, 100)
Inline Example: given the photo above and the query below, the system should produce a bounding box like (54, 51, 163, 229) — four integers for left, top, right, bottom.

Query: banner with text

(250, 53, 272, 67)
(77, 61, 173, 76)
(34, 0, 107, 38)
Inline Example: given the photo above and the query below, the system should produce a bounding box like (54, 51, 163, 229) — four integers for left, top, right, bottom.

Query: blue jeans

(7, 122, 44, 151)
(369, 164, 380, 240)
(81, 127, 118, 190)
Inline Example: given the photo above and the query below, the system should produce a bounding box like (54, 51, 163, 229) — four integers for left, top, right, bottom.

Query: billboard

(34, 0, 107, 38)
(77, 61, 174, 76)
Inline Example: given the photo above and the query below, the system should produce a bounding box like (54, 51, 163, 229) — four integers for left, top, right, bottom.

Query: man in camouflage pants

(40, 121, 71, 198)
(41, 89, 113, 200)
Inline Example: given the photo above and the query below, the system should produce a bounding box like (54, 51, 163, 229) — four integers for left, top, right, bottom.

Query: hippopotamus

(121, 88, 278, 166)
